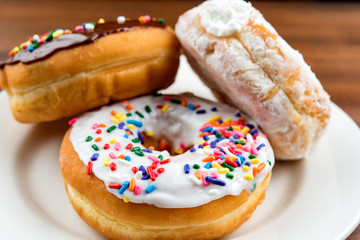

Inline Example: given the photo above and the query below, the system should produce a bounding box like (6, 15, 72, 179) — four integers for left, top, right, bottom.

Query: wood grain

(0, 0, 359, 238)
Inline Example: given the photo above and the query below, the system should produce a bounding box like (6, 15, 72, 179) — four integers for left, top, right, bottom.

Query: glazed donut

(175, 0, 331, 160)
(0, 16, 180, 123)
(60, 94, 274, 240)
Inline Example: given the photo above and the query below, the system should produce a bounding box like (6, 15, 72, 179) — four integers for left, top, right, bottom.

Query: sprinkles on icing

(7, 15, 165, 58)
(70, 94, 274, 207)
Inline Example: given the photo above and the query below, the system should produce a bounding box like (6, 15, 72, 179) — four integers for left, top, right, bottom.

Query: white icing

(199, 0, 252, 37)
(70, 94, 274, 208)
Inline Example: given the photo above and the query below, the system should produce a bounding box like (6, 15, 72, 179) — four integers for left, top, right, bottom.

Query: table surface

(0, 0, 359, 239)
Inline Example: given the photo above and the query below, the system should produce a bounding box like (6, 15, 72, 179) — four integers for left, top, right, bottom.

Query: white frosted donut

(60, 94, 274, 239)
(175, 0, 331, 160)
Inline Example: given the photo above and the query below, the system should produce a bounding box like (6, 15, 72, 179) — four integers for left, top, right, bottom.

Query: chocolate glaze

(0, 21, 165, 69)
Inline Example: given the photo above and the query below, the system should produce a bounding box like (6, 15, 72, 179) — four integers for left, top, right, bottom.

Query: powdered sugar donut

(175, 0, 331, 160)
(60, 94, 274, 239)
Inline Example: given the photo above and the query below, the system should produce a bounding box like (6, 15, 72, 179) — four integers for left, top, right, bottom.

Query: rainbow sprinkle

(74, 94, 272, 204)
(7, 15, 165, 58)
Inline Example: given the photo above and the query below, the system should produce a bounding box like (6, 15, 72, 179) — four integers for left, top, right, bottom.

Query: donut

(60, 94, 274, 239)
(0, 16, 180, 123)
(175, 0, 331, 160)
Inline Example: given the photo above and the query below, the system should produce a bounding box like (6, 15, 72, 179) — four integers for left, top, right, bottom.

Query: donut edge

(60, 128, 272, 240)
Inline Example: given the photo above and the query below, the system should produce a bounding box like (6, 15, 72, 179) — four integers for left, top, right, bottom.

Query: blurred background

(0, 0, 359, 238)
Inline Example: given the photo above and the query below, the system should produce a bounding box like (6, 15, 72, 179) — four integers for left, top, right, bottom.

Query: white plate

(0, 56, 360, 240)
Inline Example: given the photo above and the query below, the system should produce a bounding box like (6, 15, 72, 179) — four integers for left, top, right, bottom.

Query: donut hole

(141, 132, 193, 156)
(139, 114, 195, 155)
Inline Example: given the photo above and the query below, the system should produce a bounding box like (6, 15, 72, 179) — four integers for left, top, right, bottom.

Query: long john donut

(60, 94, 274, 239)
(0, 16, 180, 123)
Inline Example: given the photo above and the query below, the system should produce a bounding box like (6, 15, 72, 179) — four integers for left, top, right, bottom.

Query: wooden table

(0, 0, 359, 238)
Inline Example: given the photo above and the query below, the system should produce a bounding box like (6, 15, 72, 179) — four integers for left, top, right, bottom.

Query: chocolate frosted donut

(0, 16, 180, 123)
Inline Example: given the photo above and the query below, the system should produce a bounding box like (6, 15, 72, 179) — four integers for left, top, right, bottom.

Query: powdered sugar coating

(175, 0, 331, 160)
(200, 0, 251, 37)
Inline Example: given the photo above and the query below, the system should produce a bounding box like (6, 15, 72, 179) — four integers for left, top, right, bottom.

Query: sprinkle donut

(60, 94, 274, 239)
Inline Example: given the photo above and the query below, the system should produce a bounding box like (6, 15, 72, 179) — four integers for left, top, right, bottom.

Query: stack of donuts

(0, 0, 330, 239)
